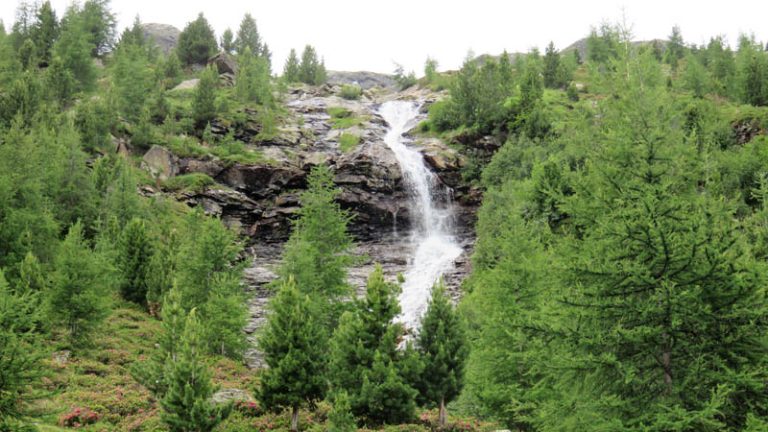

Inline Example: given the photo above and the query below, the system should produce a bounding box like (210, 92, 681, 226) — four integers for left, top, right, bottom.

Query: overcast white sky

(1, 0, 767, 74)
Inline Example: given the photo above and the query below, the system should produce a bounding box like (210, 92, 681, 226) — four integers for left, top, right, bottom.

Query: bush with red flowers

(59, 407, 100, 428)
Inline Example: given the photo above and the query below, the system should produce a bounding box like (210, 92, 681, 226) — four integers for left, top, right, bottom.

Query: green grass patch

(327, 106, 365, 129)
(339, 133, 361, 152)
(339, 83, 363, 100)
(166, 135, 208, 158)
(163, 173, 215, 193)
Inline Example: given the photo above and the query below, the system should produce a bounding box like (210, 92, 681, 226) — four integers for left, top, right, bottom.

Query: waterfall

(379, 101, 463, 330)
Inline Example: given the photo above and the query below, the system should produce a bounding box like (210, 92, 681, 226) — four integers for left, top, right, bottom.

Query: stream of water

(378, 101, 463, 330)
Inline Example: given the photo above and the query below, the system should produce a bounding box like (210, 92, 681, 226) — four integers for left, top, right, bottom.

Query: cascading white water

(379, 101, 463, 330)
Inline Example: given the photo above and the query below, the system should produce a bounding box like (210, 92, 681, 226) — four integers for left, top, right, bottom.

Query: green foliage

(357, 351, 417, 426)
(339, 83, 362, 100)
(48, 221, 110, 345)
(665, 25, 686, 69)
(30, 1, 59, 65)
(437, 52, 516, 133)
(681, 52, 710, 98)
(235, 47, 273, 106)
(328, 265, 415, 424)
(234, 13, 263, 57)
(79, 0, 117, 56)
(220, 28, 234, 53)
(111, 43, 153, 122)
(117, 218, 153, 306)
(338, 132, 360, 152)
(259, 276, 327, 431)
(424, 57, 438, 83)
(0, 119, 59, 271)
(298, 45, 327, 85)
(162, 51, 183, 89)
(735, 35, 768, 106)
(161, 309, 228, 432)
(49, 122, 99, 230)
(176, 12, 217, 66)
(200, 273, 247, 359)
(0, 269, 44, 423)
(393, 63, 417, 90)
(176, 210, 241, 310)
(52, 9, 96, 94)
(74, 97, 114, 151)
(327, 106, 363, 129)
(146, 225, 180, 310)
(415, 280, 467, 425)
(586, 23, 620, 64)
(282, 48, 300, 83)
(462, 45, 768, 431)
(193, 65, 219, 128)
(328, 391, 356, 432)
(542, 41, 572, 88)
(163, 173, 215, 193)
(102, 157, 143, 229)
(132, 283, 186, 397)
(117, 15, 146, 51)
(276, 165, 354, 323)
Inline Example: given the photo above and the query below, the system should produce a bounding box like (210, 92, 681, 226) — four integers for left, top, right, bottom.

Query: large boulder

(209, 52, 238, 75)
(141, 23, 181, 55)
(142, 145, 178, 181)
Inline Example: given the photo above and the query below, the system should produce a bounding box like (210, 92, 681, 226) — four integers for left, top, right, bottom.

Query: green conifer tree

(176, 12, 217, 65)
(282, 48, 300, 83)
(111, 42, 153, 122)
(328, 391, 356, 432)
(132, 283, 186, 397)
(200, 273, 247, 358)
(193, 65, 218, 128)
(161, 308, 227, 432)
(235, 46, 272, 106)
(542, 41, 562, 88)
(357, 350, 417, 426)
(117, 218, 153, 306)
(0, 269, 44, 425)
(665, 25, 686, 70)
(48, 221, 109, 344)
(416, 280, 468, 428)
(276, 165, 353, 325)
(220, 28, 234, 53)
(328, 265, 411, 421)
(259, 276, 326, 432)
(234, 13, 262, 57)
(53, 8, 96, 93)
(79, 0, 117, 56)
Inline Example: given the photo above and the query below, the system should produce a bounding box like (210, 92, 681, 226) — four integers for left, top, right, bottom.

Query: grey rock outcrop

(142, 145, 178, 181)
(327, 71, 398, 90)
(141, 23, 181, 55)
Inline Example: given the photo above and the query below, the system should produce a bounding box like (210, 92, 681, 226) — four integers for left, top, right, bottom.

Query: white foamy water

(379, 101, 463, 330)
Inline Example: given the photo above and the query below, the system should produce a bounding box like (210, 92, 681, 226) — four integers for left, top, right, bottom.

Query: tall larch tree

(234, 13, 262, 57)
(48, 221, 110, 345)
(259, 277, 326, 432)
(416, 280, 468, 429)
(160, 309, 227, 432)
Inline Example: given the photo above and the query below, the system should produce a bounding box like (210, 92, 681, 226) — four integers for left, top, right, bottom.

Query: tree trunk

(438, 397, 447, 430)
(290, 405, 299, 432)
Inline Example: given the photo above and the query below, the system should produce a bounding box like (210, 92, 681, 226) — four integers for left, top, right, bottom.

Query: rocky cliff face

(143, 83, 478, 368)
